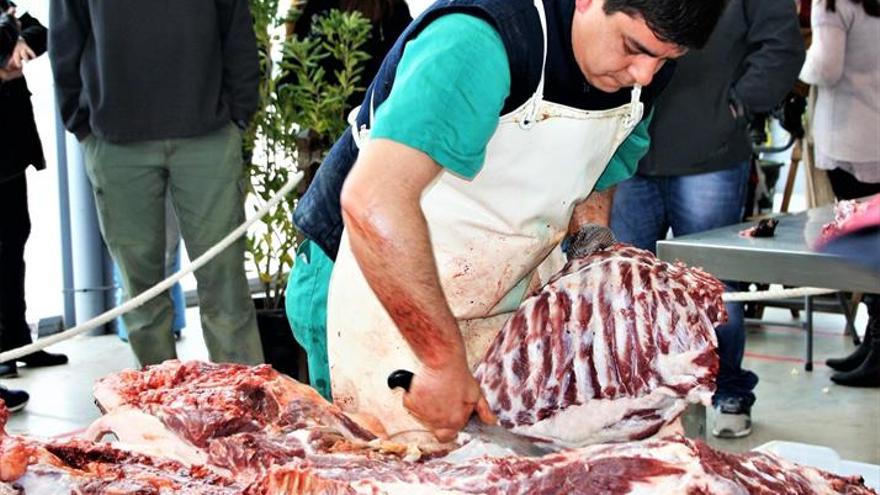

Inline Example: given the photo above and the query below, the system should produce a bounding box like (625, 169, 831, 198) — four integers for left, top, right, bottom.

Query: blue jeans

(611, 163, 758, 407)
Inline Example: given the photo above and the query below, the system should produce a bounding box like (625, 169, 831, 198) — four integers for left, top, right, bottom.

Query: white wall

(17, 1, 63, 323)
(405, 0, 434, 17)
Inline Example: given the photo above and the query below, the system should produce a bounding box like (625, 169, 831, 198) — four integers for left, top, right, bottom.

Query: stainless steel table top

(656, 203, 880, 293)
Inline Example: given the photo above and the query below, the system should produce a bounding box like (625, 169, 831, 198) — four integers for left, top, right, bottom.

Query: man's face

(571, 0, 687, 92)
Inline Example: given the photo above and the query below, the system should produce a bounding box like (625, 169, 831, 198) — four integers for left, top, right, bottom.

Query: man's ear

(575, 0, 595, 14)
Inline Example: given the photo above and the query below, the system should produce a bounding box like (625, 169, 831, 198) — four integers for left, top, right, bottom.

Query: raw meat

(4, 363, 877, 495)
(475, 245, 726, 446)
(251, 435, 875, 495)
(87, 360, 378, 479)
(0, 400, 248, 494)
(92, 360, 375, 443)
(818, 195, 880, 247)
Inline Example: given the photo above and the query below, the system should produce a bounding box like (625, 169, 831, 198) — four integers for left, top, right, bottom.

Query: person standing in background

(610, 0, 805, 438)
(0, 1, 68, 386)
(49, 0, 265, 367)
(801, 0, 880, 388)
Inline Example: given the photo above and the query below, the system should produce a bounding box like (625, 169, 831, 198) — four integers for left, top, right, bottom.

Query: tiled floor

(5, 307, 880, 466)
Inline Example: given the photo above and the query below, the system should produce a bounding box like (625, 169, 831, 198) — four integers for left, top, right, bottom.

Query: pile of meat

(0, 245, 875, 494)
(1, 362, 873, 494)
(1, 361, 875, 494)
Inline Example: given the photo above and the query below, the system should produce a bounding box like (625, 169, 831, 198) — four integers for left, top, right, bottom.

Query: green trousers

(82, 123, 264, 367)
(286, 240, 333, 400)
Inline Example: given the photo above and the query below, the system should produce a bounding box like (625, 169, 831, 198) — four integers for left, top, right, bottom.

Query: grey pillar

(54, 108, 76, 327)
(64, 132, 111, 334)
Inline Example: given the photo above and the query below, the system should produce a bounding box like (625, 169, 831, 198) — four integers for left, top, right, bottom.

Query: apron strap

(622, 84, 644, 130)
(348, 93, 376, 149)
(520, 0, 549, 129)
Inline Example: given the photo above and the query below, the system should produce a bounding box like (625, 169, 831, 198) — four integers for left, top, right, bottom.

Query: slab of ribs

(1, 245, 874, 494)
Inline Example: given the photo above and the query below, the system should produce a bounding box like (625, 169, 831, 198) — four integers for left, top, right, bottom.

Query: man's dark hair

(604, 0, 729, 49)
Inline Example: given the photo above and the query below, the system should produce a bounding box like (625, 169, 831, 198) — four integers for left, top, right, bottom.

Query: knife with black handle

(387, 369, 553, 457)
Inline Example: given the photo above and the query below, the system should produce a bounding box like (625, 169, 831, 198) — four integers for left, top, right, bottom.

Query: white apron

(327, 0, 644, 437)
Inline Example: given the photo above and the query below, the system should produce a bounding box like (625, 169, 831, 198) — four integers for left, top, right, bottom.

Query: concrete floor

(4, 307, 879, 466)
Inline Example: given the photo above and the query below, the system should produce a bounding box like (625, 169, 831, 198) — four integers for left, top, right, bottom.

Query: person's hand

(0, 67, 23, 82)
(564, 224, 616, 260)
(402, 359, 496, 442)
(6, 39, 34, 70)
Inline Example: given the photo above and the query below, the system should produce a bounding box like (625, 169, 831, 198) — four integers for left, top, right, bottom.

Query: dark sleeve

(732, 0, 806, 116)
(18, 12, 47, 56)
(0, 12, 18, 58)
(49, 0, 92, 138)
(217, 0, 260, 124)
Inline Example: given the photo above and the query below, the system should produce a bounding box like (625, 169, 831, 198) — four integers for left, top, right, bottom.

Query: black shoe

(17, 350, 68, 368)
(827, 316, 875, 372)
(0, 362, 18, 378)
(0, 386, 29, 413)
(831, 348, 880, 388)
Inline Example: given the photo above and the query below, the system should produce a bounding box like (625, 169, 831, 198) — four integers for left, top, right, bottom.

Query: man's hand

(0, 67, 23, 81)
(565, 189, 617, 260)
(402, 359, 496, 443)
(7, 39, 35, 70)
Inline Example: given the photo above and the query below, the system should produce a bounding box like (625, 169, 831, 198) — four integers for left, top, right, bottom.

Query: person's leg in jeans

(83, 137, 177, 366)
(169, 124, 264, 365)
(610, 174, 669, 251)
(668, 162, 758, 437)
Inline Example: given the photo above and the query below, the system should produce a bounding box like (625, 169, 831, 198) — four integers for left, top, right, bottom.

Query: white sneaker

(712, 398, 752, 438)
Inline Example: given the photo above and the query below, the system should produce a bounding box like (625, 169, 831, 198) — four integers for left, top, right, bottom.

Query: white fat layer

(14, 470, 77, 495)
(83, 407, 208, 466)
(442, 437, 519, 463)
(511, 390, 702, 447)
(354, 481, 469, 495)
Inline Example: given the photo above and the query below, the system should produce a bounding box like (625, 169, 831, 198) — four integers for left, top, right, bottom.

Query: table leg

(805, 295, 814, 372)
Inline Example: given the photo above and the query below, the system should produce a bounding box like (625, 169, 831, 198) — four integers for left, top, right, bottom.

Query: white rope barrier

(1, 173, 842, 363)
(722, 286, 836, 302)
(0, 170, 305, 364)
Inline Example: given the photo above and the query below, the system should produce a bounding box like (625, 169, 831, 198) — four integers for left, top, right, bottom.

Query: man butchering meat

(287, 0, 727, 442)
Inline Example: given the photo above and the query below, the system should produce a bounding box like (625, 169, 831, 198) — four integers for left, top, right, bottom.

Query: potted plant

(245, 0, 371, 379)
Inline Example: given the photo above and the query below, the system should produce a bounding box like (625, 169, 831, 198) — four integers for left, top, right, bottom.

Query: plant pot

(254, 299, 309, 383)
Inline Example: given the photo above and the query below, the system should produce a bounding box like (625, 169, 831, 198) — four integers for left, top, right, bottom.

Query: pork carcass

(0, 401, 248, 494)
(252, 435, 875, 495)
(87, 360, 378, 480)
(475, 245, 725, 446)
(7, 356, 876, 495)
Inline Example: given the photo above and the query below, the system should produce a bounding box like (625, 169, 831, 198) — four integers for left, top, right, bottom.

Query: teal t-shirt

(370, 13, 651, 188)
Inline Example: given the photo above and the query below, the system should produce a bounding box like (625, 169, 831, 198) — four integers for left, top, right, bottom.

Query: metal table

(657, 203, 879, 371)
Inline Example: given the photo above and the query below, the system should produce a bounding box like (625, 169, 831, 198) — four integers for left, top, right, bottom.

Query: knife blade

(386, 369, 554, 457)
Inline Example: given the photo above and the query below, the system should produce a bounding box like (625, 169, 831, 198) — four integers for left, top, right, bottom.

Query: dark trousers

(0, 173, 33, 352)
